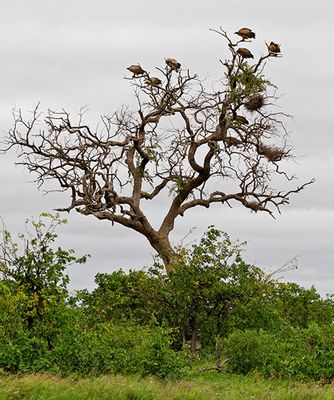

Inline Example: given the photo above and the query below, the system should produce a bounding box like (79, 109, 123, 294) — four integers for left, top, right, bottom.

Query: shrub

(141, 327, 185, 378)
(221, 329, 279, 375)
(51, 321, 185, 377)
(221, 324, 334, 380)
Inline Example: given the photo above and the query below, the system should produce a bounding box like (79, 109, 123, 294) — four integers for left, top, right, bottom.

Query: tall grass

(0, 372, 333, 400)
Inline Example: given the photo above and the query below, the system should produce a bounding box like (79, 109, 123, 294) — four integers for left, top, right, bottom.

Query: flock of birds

(127, 58, 181, 86)
(234, 27, 281, 59)
(127, 28, 281, 86)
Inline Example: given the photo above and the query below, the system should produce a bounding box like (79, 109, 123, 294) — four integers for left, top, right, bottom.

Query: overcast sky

(0, 0, 333, 296)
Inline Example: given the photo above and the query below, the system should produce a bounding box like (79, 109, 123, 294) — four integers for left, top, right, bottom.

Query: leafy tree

(149, 227, 274, 353)
(79, 227, 277, 354)
(2, 28, 313, 274)
(0, 213, 88, 351)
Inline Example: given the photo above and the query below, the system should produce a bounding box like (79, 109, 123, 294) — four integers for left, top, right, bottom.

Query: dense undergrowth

(0, 215, 333, 382)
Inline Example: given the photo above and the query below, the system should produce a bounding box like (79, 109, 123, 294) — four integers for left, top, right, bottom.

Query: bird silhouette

(236, 48, 254, 59)
(144, 77, 162, 86)
(235, 28, 256, 40)
(165, 58, 181, 71)
(267, 42, 281, 55)
(127, 65, 145, 76)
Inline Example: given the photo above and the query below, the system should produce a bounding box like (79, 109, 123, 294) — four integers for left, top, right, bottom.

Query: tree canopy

(3, 27, 313, 273)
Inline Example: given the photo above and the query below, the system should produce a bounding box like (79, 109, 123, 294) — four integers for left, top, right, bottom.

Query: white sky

(0, 0, 333, 296)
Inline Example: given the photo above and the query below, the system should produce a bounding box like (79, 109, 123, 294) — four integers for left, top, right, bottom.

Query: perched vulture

(267, 42, 281, 54)
(235, 28, 256, 40)
(234, 115, 249, 125)
(236, 47, 254, 59)
(165, 58, 181, 71)
(127, 64, 145, 76)
(145, 77, 162, 86)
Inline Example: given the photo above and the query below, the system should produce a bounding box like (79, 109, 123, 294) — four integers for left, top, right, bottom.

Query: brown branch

(197, 357, 231, 373)
(2, 27, 314, 274)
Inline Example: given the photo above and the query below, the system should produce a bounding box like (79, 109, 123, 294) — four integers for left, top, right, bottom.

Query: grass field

(0, 372, 333, 400)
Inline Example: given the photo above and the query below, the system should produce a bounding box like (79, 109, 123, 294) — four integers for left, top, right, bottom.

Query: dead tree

(2, 28, 313, 274)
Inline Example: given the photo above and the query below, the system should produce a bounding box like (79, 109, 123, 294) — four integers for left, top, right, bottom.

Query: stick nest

(244, 94, 265, 111)
(258, 144, 285, 162)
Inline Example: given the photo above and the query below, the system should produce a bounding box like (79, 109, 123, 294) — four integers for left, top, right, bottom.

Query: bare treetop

(3, 27, 313, 273)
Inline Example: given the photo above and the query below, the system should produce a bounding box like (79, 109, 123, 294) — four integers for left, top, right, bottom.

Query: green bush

(221, 329, 278, 375)
(221, 324, 334, 380)
(286, 323, 334, 380)
(141, 327, 185, 378)
(0, 334, 52, 373)
(0, 320, 185, 377)
(51, 321, 185, 377)
(51, 321, 147, 375)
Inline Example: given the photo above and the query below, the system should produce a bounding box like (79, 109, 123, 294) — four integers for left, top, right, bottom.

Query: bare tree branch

(1, 28, 314, 274)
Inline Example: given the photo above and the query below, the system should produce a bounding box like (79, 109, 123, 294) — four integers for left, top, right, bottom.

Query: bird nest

(258, 144, 285, 162)
(244, 94, 264, 111)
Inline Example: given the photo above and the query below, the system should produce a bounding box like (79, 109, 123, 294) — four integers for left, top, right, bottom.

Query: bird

(267, 42, 281, 55)
(127, 64, 145, 76)
(234, 115, 249, 125)
(144, 77, 162, 86)
(236, 48, 254, 59)
(235, 28, 256, 40)
(165, 58, 181, 71)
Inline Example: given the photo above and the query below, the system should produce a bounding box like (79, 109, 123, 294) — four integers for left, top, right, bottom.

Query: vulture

(235, 28, 256, 40)
(267, 42, 281, 54)
(234, 115, 249, 125)
(236, 47, 254, 59)
(144, 77, 162, 86)
(165, 58, 181, 71)
(127, 64, 145, 76)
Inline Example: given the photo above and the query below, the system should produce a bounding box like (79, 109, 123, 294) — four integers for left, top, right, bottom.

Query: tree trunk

(190, 317, 198, 353)
(146, 233, 177, 274)
(215, 335, 222, 367)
